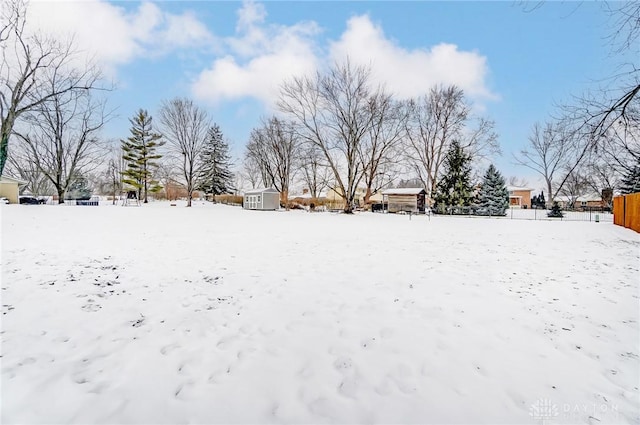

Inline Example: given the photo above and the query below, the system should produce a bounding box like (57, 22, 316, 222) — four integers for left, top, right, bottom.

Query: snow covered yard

(1, 202, 638, 424)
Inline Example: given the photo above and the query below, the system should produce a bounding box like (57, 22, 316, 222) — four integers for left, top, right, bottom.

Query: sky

(25, 0, 620, 191)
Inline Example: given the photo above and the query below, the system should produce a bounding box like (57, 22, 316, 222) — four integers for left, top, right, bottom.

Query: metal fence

(432, 206, 613, 222)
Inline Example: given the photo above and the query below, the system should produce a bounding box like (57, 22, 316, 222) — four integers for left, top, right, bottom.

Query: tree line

(1, 0, 638, 210)
(242, 61, 499, 213)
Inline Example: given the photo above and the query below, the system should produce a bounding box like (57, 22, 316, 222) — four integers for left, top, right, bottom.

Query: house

(574, 194, 605, 210)
(555, 193, 605, 211)
(243, 188, 280, 210)
(0, 175, 27, 204)
(324, 186, 385, 210)
(325, 186, 365, 210)
(507, 186, 534, 209)
(381, 188, 427, 213)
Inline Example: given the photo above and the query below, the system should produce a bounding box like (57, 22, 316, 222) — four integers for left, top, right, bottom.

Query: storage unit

(243, 188, 280, 210)
(381, 188, 427, 213)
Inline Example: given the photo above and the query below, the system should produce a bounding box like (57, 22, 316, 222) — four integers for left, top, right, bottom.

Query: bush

(214, 194, 243, 205)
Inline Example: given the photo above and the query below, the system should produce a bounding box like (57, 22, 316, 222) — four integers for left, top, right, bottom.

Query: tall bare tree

(279, 60, 380, 213)
(359, 94, 408, 205)
(0, 0, 102, 176)
(13, 76, 106, 203)
(403, 85, 498, 200)
(245, 116, 299, 204)
(159, 98, 210, 207)
(513, 121, 575, 207)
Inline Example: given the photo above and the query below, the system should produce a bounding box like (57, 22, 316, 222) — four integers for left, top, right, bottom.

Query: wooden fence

(613, 193, 640, 233)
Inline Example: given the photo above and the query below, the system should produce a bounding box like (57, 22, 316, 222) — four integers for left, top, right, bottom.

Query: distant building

(243, 188, 280, 210)
(507, 186, 534, 209)
(555, 193, 605, 211)
(381, 188, 427, 213)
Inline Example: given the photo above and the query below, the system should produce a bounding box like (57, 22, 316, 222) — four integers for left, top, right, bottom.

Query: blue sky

(29, 1, 618, 188)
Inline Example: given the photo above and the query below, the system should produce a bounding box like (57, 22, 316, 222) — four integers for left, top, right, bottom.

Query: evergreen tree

(65, 174, 93, 200)
(197, 124, 234, 198)
(619, 158, 640, 194)
(433, 141, 474, 213)
(121, 109, 164, 203)
(531, 191, 546, 209)
(476, 164, 508, 215)
(547, 201, 564, 218)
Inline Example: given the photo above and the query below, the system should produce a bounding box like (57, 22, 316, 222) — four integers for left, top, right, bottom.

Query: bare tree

(359, 94, 408, 205)
(101, 144, 125, 204)
(0, 0, 103, 176)
(404, 86, 466, 197)
(299, 144, 330, 199)
(159, 98, 210, 207)
(558, 169, 589, 210)
(241, 156, 261, 190)
(279, 60, 380, 213)
(245, 116, 299, 204)
(403, 85, 498, 200)
(508, 176, 530, 187)
(513, 121, 576, 207)
(13, 76, 107, 203)
(5, 146, 53, 196)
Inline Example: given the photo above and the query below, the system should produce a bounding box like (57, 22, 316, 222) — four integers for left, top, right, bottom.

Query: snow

(1, 201, 639, 424)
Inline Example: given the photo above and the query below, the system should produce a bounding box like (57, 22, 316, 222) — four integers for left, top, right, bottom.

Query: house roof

(0, 175, 27, 184)
(288, 192, 327, 200)
(507, 186, 534, 192)
(244, 187, 279, 195)
(381, 187, 426, 195)
(555, 193, 602, 202)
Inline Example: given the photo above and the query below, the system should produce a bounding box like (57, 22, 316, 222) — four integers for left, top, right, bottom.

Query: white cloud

(192, 1, 320, 106)
(25, 0, 214, 74)
(329, 15, 496, 101)
(192, 4, 496, 108)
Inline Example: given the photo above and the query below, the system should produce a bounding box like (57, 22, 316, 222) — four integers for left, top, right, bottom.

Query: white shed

(243, 188, 280, 210)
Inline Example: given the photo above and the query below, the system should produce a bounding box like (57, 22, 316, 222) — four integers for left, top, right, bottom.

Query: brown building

(507, 186, 534, 209)
(381, 188, 427, 213)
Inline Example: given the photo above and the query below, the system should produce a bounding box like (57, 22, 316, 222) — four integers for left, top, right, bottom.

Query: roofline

(0, 175, 28, 184)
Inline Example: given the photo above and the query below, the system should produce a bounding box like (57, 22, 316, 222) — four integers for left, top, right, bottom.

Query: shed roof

(244, 187, 279, 195)
(381, 188, 426, 195)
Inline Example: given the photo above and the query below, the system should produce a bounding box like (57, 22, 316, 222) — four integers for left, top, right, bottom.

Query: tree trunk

(57, 187, 65, 204)
(0, 132, 8, 177)
(343, 195, 354, 214)
(363, 187, 372, 208)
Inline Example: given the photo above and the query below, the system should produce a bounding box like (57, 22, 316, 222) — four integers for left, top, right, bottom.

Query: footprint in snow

(160, 343, 180, 355)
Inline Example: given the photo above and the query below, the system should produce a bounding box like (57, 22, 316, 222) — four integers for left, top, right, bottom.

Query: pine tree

(197, 124, 234, 198)
(476, 164, 508, 215)
(531, 191, 546, 209)
(547, 201, 564, 218)
(619, 158, 640, 194)
(433, 141, 474, 213)
(121, 109, 164, 203)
